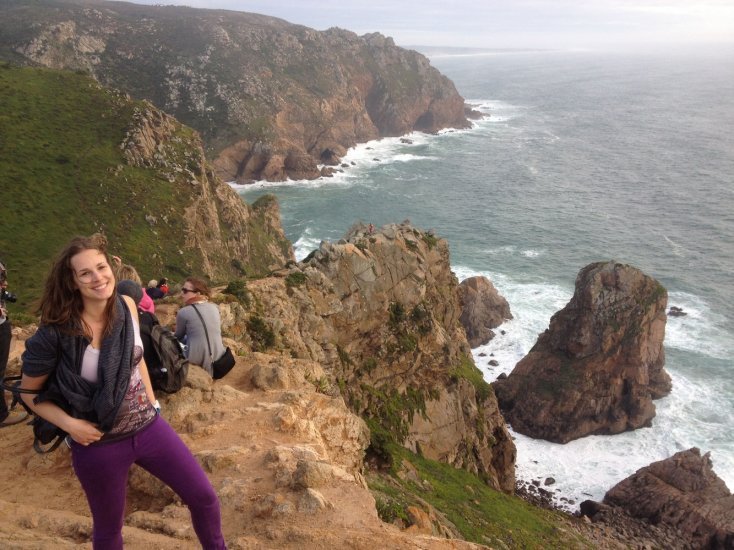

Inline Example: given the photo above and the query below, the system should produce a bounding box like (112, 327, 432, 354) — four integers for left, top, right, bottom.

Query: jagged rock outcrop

(219, 222, 516, 492)
(0, 0, 470, 182)
(459, 276, 512, 347)
(493, 261, 671, 443)
(582, 448, 734, 549)
(121, 100, 293, 278)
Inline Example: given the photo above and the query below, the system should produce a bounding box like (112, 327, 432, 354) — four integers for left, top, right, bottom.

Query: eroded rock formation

(0, 0, 470, 182)
(493, 261, 671, 443)
(582, 448, 734, 549)
(459, 276, 513, 347)
(0, 333, 484, 548)
(121, 100, 293, 278)
(218, 223, 516, 492)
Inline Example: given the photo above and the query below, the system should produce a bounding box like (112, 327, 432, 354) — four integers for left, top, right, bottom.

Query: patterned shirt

(80, 319, 156, 442)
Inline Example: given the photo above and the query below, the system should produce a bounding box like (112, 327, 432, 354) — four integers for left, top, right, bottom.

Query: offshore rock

(589, 448, 734, 549)
(493, 261, 671, 443)
(459, 276, 513, 347)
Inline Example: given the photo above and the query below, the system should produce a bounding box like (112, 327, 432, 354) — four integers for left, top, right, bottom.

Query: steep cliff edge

(215, 223, 516, 493)
(493, 261, 671, 443)
(0, 0, 470, 183)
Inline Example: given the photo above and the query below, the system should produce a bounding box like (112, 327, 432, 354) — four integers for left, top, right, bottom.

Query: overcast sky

(127, 0, 734, 50)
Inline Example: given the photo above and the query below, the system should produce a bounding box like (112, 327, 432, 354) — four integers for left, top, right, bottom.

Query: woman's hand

(65, 418, 104, 446)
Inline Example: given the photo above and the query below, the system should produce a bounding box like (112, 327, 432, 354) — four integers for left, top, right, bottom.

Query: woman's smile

(71, 249, 115, 302)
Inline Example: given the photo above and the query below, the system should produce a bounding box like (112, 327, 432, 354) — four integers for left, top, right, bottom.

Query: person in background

(111, 258, 154, 315)
(145, 280, 165, 300)
(116, 280, 160, 386)
(174, 277, 225, 377)
(157, 277, 170, 296)
(0, 259, 28, 426)
(20, 234, 226, 549)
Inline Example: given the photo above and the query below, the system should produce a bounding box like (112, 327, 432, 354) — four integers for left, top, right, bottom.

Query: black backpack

(138, 311, 189, 393)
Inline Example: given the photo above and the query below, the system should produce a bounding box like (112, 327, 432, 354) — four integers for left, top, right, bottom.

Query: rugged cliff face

(216, 223, 516, 493)
(0, 0, 470, 182)
(493, 261, 671, 443)
(122, 101, 293, 278)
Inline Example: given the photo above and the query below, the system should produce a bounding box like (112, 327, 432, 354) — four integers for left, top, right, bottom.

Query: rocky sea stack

(493, 261, 672, 443)
(459, 276, 513, 348)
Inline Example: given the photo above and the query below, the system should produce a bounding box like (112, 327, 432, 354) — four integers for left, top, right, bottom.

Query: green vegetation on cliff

(368, 441, 593, 548)
(0, 64, 288, 313)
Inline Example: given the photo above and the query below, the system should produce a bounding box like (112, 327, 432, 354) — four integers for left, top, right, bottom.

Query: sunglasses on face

(181, 288, 197, 294)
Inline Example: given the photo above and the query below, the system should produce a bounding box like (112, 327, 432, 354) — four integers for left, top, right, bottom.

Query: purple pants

(71, 415, 226, 549)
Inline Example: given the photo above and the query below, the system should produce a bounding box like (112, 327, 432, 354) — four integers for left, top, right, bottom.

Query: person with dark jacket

(145, 279, 165, 300)
(0, 259, 28, 426)
(19, 234, 226, 550)
(116, 280, 162, 386)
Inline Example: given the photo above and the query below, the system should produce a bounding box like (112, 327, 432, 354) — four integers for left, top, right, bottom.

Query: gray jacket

(174, 302, 224, 376)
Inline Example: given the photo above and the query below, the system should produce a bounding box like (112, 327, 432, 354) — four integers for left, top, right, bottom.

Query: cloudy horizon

(125, 0, 734, 51)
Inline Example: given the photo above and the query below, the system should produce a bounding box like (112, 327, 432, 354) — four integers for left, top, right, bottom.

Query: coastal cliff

(218, 223, 516, 493)
(0, 0, 470, 182)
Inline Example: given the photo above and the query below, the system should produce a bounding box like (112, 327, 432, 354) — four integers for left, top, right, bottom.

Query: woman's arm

(19, 374, 104, 446)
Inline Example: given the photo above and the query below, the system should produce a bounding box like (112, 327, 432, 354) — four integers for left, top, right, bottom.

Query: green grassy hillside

(368, 440, 595, 548)
(0, 64, 285, 315)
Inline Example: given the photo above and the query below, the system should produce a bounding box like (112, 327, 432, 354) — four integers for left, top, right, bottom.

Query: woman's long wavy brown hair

(38, 234, 117, 337)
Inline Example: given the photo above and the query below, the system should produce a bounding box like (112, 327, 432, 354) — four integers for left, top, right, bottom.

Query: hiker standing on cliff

(19, 235, 226, 550)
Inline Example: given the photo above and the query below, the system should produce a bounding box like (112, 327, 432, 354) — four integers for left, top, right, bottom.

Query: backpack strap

(1, 374, 39, 415)
(33, 435, 65, 453)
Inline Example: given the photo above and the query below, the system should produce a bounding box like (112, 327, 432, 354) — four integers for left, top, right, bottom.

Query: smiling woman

(19, 234, 227, 550)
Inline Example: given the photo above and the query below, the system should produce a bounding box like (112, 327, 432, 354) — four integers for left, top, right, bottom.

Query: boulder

(458, 276, 512, 347)
(494, 261, 671, 443)
(595, 448, 734, 549)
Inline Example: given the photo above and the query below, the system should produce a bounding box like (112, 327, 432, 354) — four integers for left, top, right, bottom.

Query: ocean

(235, 47, 734, 509)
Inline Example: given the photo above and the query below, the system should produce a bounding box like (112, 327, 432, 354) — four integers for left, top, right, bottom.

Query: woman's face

(71, 249, 115, 304)
(180, 282, 199, 305)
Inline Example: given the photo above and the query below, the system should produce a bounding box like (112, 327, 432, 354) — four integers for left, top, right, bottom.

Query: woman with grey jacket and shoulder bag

(174, 277, 230, 377)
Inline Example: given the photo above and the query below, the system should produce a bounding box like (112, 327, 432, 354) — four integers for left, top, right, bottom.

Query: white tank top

(80, 319, 143, 383)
